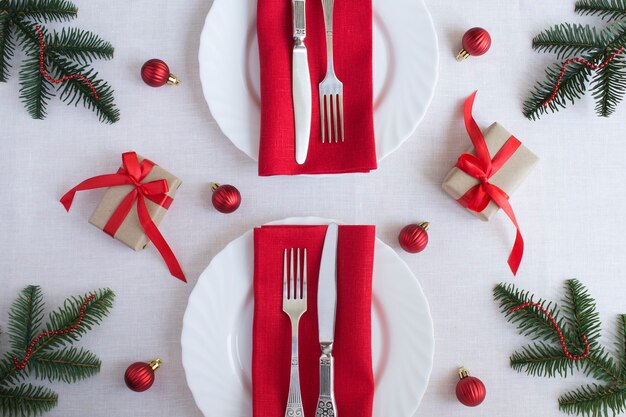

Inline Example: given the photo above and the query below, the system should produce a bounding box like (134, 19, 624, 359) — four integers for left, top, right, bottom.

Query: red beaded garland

(542, 47, 625, 107)
(510, 302, 590, 360)
(211, 183, 241, 214)
(12, 294, 96, 370)
(398, 222, 429, 253)
(36, 26, 99, 99)
(456, 368, 486, 407)
(124, 359, 161, 392)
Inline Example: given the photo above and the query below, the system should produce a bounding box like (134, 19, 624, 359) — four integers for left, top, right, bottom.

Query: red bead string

(36, 25, 99, 100)
(542, 46, 625, 107)
(12, 294, 96, 370)
(510, 301, 590, 361)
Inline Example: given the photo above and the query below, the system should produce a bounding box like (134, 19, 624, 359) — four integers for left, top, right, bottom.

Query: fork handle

(285, 334, 304, 417)
(315, 344, 337, 417)
(321, 0, 335, 71)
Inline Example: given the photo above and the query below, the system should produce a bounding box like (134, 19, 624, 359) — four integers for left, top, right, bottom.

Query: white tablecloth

(1, 0, 625, 416)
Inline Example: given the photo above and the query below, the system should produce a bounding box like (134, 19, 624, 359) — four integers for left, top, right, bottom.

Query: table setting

(1, 0, 626, 416)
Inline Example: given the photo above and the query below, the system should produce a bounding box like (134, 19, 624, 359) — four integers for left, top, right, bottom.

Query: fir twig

(494, 279, 626, 416)
(0, 0, 118, 123)
(0, 384, 57, 416)
(0, 12, 16, 81)
(524, 3, 626, 119)
(3, 0, 77, 23)
(0, 286, 114, 417)
(576, 0, 626, 22)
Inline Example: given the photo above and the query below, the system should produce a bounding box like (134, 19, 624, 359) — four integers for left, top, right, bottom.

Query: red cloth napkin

(253, 225, 375, 416)
(257, 0, 377, 175)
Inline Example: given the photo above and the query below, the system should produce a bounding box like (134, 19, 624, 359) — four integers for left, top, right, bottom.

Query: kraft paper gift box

(88, 156, 182, 251)
(442, 122, 539, 221)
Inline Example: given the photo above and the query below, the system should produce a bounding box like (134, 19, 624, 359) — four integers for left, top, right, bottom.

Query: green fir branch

(19, 51, 52, 119)
(576, 0, 626, 22)
(39, 288, 114, 352)
(525, 5, 626, 120)
(51, 55, 119, 123)
(562, 279, 602, 348)
(0, 384, 57, 417)
(494, 282, 568, 344)
(27, 347, 100, 383)
(3, 0, 77, 23)
(495, 279, 626, 416)
(523, 60, 594, 120)
(532, 23, 605, 59)
(7, 286, 44, 356)
(0, 286, 114, 416)
(0, 1, 118, 122)
(0, 13, 15, 81)
(47, 27, 114, 64)
(560, 383, 626, 416)
(511, 342, 577, 378)
(591, 54, 626, 116)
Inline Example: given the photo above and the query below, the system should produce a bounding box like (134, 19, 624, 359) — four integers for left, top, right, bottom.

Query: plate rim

(181, 217, 435, 416)
(197, 0, 439, 163)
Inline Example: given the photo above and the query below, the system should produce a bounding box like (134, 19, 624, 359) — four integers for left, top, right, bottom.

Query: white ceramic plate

(198, 0, 438, 162)
(181, 217, 434, 417)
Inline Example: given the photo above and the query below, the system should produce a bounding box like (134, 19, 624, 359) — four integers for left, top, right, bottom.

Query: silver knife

(316, 223, 338, 416)
(292, 0, 312, 165)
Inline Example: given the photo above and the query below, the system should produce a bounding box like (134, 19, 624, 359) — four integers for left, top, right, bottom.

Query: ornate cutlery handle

(285, 335, 304, 417)
(293, 0, 306, 43)
(315, 343, 337, 417)
(321, 0, 335, 72)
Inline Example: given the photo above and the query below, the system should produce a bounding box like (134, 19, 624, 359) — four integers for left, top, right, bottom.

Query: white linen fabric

(0, 0, 625, 416)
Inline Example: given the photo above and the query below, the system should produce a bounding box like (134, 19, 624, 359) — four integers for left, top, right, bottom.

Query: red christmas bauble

(211, 183, 241, 214)
(124, 359, 161, 392)
(455, 367, 486, 407)
(141, 59, 180, 87)
(398, 222, 429, 253)
(456, 27, 491, 61)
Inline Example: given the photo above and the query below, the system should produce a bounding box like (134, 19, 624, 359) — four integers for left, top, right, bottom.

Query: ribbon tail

(486, 183, 524, 276)
(60, 174, 134, 211)
(508, 229, 524, 276)
(136, 196, 187, 282)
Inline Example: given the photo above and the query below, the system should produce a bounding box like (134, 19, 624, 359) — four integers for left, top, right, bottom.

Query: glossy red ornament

(141, 59, 180, 87)
(398, 222, 429, 253)
(211, 183, 241, 214)
(456, 27, 491, 61)
(124, 359, 161, 392)
(455, 367, 486, 407)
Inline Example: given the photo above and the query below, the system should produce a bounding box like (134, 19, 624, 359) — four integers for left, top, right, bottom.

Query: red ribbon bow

(60, 152, 186, 282)
(455, 92, 524, 275)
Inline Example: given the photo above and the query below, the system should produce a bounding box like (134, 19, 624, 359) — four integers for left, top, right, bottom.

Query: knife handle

(316, 344, 337, 417)
(293, 0, 306, 41)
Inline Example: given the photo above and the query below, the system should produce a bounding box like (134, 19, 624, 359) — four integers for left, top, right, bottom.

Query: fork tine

(332, 95, 339, 143)
(283, 248, 288, 300)
(296, 248, 301, 299)
(338, 92, 344, 142)
(302, 248, 307, 300)
(290, 248, 295, 299)
(325, 95, 332, 143)
(320, 96, 326, 143)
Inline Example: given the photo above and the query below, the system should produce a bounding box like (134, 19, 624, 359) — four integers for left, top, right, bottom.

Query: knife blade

(292, 0, 312, 165)
(316, 223, 338, 416)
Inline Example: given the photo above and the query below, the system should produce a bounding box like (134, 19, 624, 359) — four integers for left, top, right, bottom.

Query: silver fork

(282, 248, 308, 417)
(319, 0, 344, 143)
